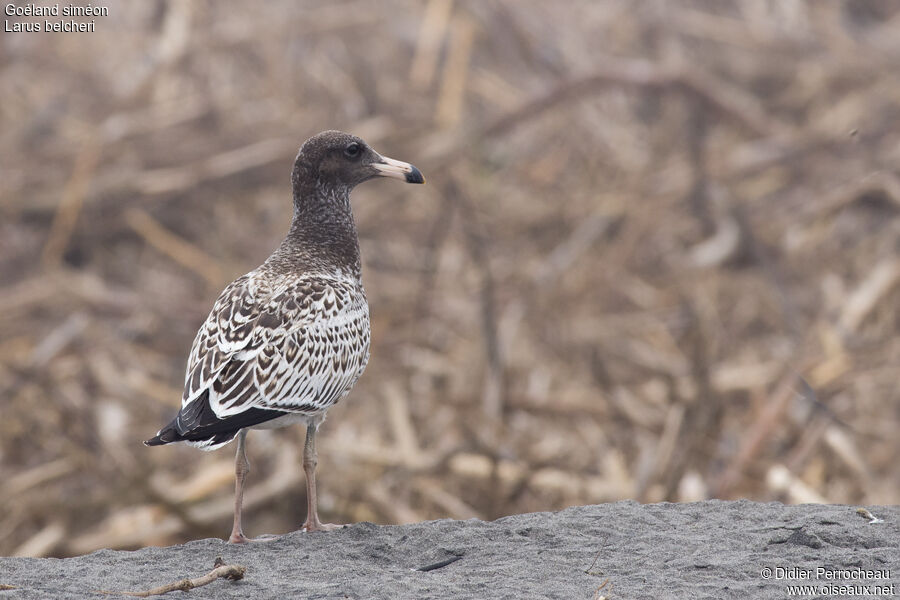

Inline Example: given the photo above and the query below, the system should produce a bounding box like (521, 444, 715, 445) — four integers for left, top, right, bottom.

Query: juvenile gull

(146, 131, 425, 542)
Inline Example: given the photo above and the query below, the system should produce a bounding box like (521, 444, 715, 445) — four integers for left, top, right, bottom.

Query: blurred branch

(714, 371, 798, 498)
(131, 138, 297, 196)
(435, 14, 476, 128)
(410, 0, 454, 90)
(41, 137, 101, 268)
(838, 257, 900, 335)
(480, 56, 786, 141)
(125, 208, 224, 287)
(445, 177, 505, 420)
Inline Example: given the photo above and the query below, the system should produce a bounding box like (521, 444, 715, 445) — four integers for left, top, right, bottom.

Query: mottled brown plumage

(146, 131, 424, 540)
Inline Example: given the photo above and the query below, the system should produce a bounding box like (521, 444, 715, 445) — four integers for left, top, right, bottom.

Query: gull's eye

(344, 142, 361, 159)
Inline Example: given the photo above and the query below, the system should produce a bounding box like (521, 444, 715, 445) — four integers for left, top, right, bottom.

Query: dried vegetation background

(2, 0, 899, 558)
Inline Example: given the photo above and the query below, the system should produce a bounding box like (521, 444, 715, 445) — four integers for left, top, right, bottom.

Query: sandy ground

(1, 501, 898, 599)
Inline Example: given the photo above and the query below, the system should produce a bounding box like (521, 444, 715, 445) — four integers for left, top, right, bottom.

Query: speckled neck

(266, 180, 362, 280)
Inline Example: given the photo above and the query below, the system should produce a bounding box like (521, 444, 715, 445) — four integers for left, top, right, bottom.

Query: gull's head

(293, 130, 425, 193)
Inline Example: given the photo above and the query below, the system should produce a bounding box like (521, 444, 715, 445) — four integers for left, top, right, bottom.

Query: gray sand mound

(1, 501, 897, 599)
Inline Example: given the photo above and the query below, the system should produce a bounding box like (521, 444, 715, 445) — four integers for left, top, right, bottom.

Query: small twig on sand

(585, 549, 603, 575)
(415, 554, 464, 572)
(592, 578, 611, 600)
(100, 558, 245, 597)
(0, 584, 17, 590)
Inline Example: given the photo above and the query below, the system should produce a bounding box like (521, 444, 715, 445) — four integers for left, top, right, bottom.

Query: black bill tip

(406, 165, 425, 184)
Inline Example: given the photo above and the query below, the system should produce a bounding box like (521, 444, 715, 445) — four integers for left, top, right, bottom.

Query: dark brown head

(281, 131, 424, 276)
(291, 131, 424, 202)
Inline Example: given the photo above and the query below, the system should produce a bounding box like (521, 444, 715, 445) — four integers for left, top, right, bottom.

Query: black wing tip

(144, 428, 240, 449)
(145, 395, 289, 449)
(144, 426, 181, 447)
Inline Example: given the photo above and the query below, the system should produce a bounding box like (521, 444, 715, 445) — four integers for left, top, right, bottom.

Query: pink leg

(229, 430, 251, 543)
(301, 423, 340, 532)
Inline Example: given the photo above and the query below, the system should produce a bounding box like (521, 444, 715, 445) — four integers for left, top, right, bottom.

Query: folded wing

(146, 273, 369, 449)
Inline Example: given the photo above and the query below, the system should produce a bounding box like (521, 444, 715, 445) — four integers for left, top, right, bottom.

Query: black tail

(144, 421, 243, 448)
(144, 422, 190, 446)
(144, 390, 287, 447)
